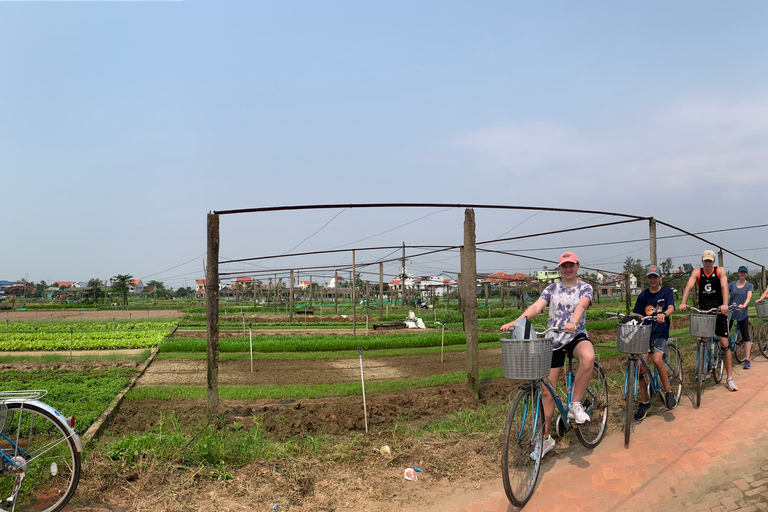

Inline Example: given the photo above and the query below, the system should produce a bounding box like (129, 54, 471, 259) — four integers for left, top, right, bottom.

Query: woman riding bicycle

(729, 265, 754, 369)
(500, 251, 594, 458)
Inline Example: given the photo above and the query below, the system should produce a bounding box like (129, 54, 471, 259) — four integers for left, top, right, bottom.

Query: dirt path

(1, 309, 184, 322)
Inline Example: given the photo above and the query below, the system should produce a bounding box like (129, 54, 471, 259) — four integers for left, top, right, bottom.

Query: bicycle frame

(530, 357, 593, 437)
(624, 353, 665, 400)
(695, 336, 720, 375)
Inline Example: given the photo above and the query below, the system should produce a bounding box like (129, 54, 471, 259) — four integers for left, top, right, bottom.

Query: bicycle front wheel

(501, 385, 543, 507)
(696, 340, 706, 408)
(758, 321, 768, 359)
(575, 362, 609, 449)
(713, 343, 724, 383)
(624, 358, 635, 447)
(0, 401, 81, 512)
(664, 343, 684, 408)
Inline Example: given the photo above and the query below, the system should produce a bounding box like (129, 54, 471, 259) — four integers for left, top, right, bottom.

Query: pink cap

(558, 252, 579, 265)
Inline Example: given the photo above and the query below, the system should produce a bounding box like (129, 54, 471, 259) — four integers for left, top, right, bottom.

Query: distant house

(298, 281, 313, 290)
(417, 273, 457, 298)
(536, 269, 561, 284)
(328, 276, 346, 289)
(128, 279, 145, 295)
(595, 273, 640, 297)
(389, 275, 420, 292)
(235, 277, 253, 289)
(195, 279, 206, 297)
(483, 272, 534, 285)
(52, 281, 73, 288)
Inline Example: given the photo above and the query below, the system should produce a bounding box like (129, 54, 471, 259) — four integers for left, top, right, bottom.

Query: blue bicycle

(500, 325, 608, 507)
(0, 390, 82, 512)
(728, 304, 755, 365)
(609, 313, 683, 447)
(688, 306, 729, 408)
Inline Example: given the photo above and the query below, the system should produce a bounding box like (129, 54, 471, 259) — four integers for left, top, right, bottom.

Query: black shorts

(551, 333, 591, 368)
(729, 318, 751, 342)
(715, 313, 729, 338)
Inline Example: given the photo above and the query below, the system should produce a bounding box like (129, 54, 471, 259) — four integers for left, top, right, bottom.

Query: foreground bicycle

(687, 306, 731, 408)
(729, 304, 756, 364)
(608, 313, 683, 447)
(499, 324, 608, 507)
(0, 390, 82, 512)
(754, 300, 768, 359)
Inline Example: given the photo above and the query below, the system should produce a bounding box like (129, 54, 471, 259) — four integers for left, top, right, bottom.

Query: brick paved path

(446, 356, 768, 512)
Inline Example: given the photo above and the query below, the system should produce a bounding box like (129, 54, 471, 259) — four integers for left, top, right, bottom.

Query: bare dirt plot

(138, 349, 503, 387)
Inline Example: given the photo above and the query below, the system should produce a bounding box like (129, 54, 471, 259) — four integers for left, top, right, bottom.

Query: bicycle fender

(3, 398, 84, 453)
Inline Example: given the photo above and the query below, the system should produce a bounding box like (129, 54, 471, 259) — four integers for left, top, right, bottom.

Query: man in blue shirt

(632, 266, 677, 420)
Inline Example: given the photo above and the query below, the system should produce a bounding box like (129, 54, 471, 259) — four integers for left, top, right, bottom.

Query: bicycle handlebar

(685, 306, 720, 314)
(606, 312, 657, 322)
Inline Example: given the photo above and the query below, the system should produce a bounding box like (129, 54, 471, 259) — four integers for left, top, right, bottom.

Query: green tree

(176, 286, 194, 298)
(34, 281, 47, 299)
(146, 280, 166, 291)
(111, 274, 133, 306)
(88, 278, 103, 304)
(660, 257, 674, 276)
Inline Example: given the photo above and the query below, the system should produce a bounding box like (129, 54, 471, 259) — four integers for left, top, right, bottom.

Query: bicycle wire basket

(500, 334, 553, 380)
(756, 301, 768, 318)
(616, 323, 652, 354)
(689, 314, 717, 337)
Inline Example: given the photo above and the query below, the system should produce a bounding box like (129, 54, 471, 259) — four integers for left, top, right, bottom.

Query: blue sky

(2, 1, 767, 288)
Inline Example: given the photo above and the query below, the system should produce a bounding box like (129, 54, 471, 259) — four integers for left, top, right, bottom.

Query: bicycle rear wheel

(733, 330, 746, 363)
(696, 340, 706, 408)
(758, 321, 768, 359)
(575, 363, 609, 449)
(0, 401, 81, 512)
(662, 343, 683, 408)
(501, 385, 543, 507)
(624, 359, 635, 447)
(712, 343, 724, 383)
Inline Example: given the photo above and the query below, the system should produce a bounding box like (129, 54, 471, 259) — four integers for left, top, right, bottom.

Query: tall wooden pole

(718, 249, 724, 268)
(462, 209, 479, 400)
(289, 269, 294, 323)
(649, 218, 658, 266)
(352, 250, 357, 336)
(625, 274, 631, 316)
(379, 262, 384, 320)
(205, 212, 220, 414)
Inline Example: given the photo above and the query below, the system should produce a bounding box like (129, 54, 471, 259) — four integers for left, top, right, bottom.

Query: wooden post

(352, 250, 357, 336)
(500, 283, 505, 309)
(462, 209, 479, 400)
(718, 249, 724, 268)
(334, 271, 339, 315)
(649, 218, 657, 266)
(274, 273, 278, 305)
(309, 274, 313, 307)
(625, 274, 631, 316)
(484, 283, 489, 310)
(763, 266, 766, 291)
(205, 212, 220, 414)
(289, 269, 294, 323)
(379, 262, 384, 320)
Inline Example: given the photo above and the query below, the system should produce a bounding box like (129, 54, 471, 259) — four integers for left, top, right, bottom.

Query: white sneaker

(567, 402, 590, 424)
(530, 435, 556, 460)
(726, 377, 738, 392)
